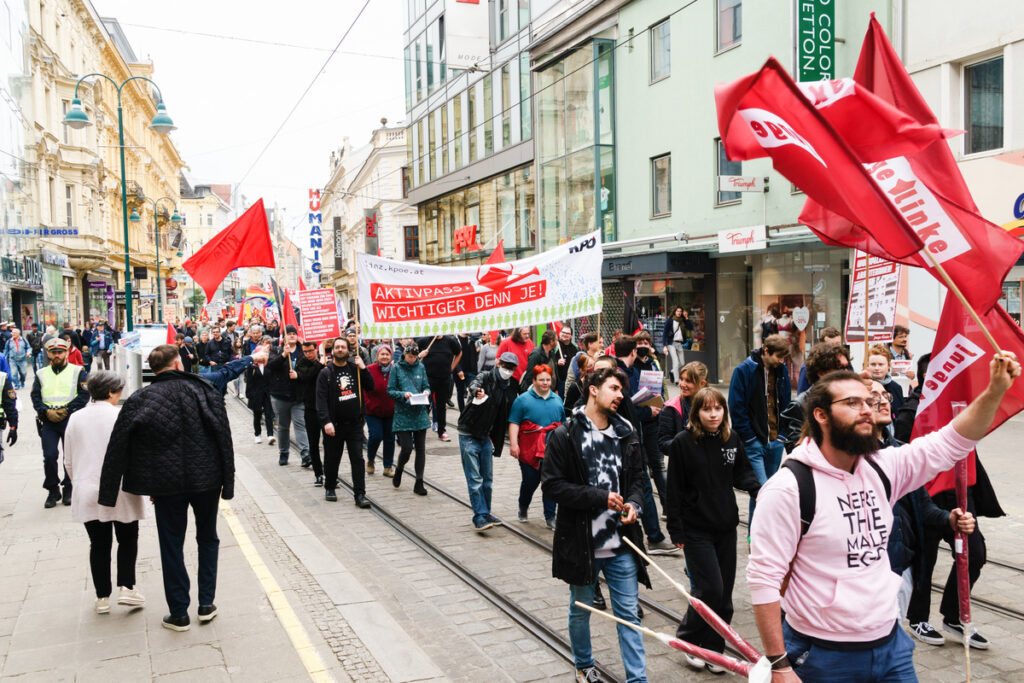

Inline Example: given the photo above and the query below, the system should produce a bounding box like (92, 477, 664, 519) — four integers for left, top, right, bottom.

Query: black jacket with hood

(457, 366, 518, 453)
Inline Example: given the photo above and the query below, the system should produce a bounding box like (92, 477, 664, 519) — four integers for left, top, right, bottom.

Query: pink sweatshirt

(747, 424, 976, 643)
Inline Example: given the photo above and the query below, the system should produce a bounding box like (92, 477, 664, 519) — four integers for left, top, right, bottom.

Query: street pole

(117, 105, 133, 331)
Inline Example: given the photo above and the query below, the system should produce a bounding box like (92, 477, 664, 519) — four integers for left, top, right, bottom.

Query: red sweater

(364, 362, 395, 418)
(497, 337, 535, 382)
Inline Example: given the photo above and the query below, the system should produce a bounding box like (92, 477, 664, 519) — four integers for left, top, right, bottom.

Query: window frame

(64, 183, 73, 227)
(649, 18, 671, 84)
(651, 154, 671, 218)
(404, 224, 420, 260)
(962, 53, 1005, 157)
(715, 0, 742, 54)
(715, 138, 742, 206)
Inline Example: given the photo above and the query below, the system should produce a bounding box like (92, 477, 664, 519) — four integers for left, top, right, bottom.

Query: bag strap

(862, 456, 892, 502)
(781, 459, 816, 537)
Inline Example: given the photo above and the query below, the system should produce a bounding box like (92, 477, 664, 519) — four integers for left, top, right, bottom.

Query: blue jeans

(459, 434, 493, 523)
(366, 414, 395, 469)
(8, 357, 30, 389)
(270, 397, 309, 461)
(637, 468, 666, 544)
(569, 552, 647, 682)
(783, 620, 917, 682)
(746, 438, 784, 526)
(519, 460, 556, 521)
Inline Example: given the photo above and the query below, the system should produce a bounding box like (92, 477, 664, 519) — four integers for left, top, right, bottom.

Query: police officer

(31, 337, 89, 508)
(0, 362, 18, 465)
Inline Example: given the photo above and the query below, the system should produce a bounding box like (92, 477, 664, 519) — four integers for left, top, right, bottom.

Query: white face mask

(497, 367, 514, 381)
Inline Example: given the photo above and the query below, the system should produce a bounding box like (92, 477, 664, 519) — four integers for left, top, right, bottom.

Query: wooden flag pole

(863, 254, 871, 369)
(920, 249, 1001, 354)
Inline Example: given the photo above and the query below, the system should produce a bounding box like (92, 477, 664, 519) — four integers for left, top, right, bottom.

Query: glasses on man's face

(870, 392, 893, 410)
(830, 396, 879, 411)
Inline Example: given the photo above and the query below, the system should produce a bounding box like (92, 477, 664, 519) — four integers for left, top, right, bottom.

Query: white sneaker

(254, 435, 262, 444)
(268, 436, 277, 445)
(95, 596, 110, 614)
(117, 586, 145, 606)
(705, 662, 727, 675)
(684, 653, 704, 669)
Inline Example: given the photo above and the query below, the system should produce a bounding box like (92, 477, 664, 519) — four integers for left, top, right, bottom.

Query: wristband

(770, 654, 791, 670)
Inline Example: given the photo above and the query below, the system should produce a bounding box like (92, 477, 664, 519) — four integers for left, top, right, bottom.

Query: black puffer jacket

(457, 367, 518, 452)
(98, 370, 234, 505)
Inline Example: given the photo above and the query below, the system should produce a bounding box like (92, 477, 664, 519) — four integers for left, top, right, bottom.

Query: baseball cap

(498, 351, 520, 367)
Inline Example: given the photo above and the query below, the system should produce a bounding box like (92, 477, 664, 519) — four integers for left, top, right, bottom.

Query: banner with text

(844, 249, 903, 343)
(296, 288, 341, 342)
(357, 231, 604, 339)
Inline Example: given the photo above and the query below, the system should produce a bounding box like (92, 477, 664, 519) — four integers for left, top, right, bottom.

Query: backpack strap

(862, 456, 892, 502)
(781, 459, 816, 537)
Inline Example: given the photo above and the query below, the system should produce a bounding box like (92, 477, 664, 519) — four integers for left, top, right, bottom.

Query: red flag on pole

(282, 288, 301, 337)
(800, 15, 1024, 313)
(183, 198, 276, 300)
(166, 322, 176, 344)
(485, 240, 505, 265)
(237, 300, 245, 327)
(299, 278, 307, 291)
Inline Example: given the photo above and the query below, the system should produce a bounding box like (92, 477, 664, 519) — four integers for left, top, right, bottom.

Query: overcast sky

(91, 0, 406, 248)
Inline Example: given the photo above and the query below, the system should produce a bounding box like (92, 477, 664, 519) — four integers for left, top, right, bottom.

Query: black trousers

(84, 520, 139, 598)
(153, 490, 220, 617)
(907, 489, 986, 625)
(396, 429, 427, 484)
(249, 392, 274, 437)
(323, 423, 365, 496)
(427, 374, 452, 434)
(303, 404, 324, 477)
(676, 528, 737, 653)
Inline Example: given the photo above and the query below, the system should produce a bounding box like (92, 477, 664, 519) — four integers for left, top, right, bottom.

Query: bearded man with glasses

(746, 356, 1019, 682)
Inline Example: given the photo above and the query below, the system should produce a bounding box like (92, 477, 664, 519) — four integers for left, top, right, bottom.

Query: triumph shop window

(964, 56, 1003, 154)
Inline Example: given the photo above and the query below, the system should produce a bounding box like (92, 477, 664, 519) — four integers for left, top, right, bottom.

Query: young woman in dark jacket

(657, 361, 707, 455)
(665, 387, 759, 673)
(562, 352, 592, 411)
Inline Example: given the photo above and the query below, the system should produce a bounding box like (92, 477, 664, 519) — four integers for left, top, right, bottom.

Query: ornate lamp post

(130, 198, 181, 323)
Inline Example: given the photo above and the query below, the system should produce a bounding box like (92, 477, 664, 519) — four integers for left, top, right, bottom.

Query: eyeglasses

(830, 396, 881, 411)
(871, 391, 893, 405)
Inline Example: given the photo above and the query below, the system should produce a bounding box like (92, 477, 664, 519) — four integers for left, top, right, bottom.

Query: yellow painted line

(219, 499, 333, 683)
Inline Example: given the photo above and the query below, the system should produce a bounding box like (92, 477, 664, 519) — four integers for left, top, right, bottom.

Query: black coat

(206, 336, 234, 365)
(98, 370, 234, 505)
(457, 367, 518, 451)
(657, 399, 688, 455)
(267, 346, 302, 401)
(541, 412, 651, 589)
(245, 363, 272, 400)
(295, 356, 325, 410)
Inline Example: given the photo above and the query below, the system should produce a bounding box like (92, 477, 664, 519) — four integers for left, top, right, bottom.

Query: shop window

(716, 138, 741, 205)
(717, 0, 742, 52)
(650, 19, 670, 82)
(520, 52, 532, 140)
(501, 62, 512, 148)
(65, 184, 74, 227)
(964, 56, 1003, 154)
(651, 155, 670, 217)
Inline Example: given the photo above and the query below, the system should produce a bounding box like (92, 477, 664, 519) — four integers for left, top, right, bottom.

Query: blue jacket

(728, 348, 792, 445)
(204, 356, 253, 395)
(4, 338, 30, 361)
(662, 316, 693, 349)
(89, 330, 114, 354)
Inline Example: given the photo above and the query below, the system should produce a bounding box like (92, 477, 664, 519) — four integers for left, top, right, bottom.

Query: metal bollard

(111, 344, 143, 400)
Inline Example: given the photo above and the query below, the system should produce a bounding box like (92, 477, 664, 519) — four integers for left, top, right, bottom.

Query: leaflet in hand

(409, 390, 431, 406)
(631, 387, 656, 405)
(638, 370, 663, 395)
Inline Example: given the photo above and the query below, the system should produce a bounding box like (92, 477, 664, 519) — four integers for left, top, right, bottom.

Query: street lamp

(65, 74, 176, 332)
(130, 197, 181, 323)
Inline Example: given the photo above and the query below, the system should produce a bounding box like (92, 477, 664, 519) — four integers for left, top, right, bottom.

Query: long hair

(687, 387, 731, 442)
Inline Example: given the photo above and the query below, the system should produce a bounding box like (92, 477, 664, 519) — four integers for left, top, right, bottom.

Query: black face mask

(636, 347, 650, 358)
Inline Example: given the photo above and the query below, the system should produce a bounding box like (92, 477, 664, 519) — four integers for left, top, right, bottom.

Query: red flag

(716, 58, 933, 261)
(485, 240, 505, 265)
(282, 288, 301, 337)
(166, 322, 176, 344)
(910, 296, 1024, 495)
(183, 198, 276, 300)
(800, 15, 1024, 313)
(299, 278, 307, 291)
(550, 321, 563, 336)
(237, 300, 245, 327)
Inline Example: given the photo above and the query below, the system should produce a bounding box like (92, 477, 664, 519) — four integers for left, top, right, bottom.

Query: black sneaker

(314, 475, 323, 487)
(637, 604, 644, 619)
(324, 489, 338, 502)
(592, 587, 606, 610)
(162, 614, 191, 632)
(909, 621, 945, 646)
(474, 517, 495, 531)
(354, 494, 371, 509)
(278, 455, 288, 466)
(301, 458, 311, 469)
(413, 483, 428, 496)
(61, 486, 72, 506)
(942, 621, 989, 650)
(575, 665, 600, 682)
(484, 514, 503, 526)
(44, 490, 60, 509)
(197, 604, 217, 623)
(392, 467, 404, 488)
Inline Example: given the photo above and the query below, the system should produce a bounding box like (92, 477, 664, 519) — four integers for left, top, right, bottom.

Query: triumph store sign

(356, 231, 604, 338)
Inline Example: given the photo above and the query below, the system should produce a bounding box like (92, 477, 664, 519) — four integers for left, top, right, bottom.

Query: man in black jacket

(454, 333, 479, 412)
(296, 340, 325, 486)
(204, 325, 233, 367)
(99, 344, 241, 632)
(456, 351, 519, 531)
(542, 366, 650, 683)
(316, 337, 372, 506)
(414, 334, 461, 441)
(553, 325, 578, 398)
(267, 325, 309, 467)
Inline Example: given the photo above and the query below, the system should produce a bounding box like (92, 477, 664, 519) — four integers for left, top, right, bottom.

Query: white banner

(844, 249, 902, 343)
(357, 231, 604, 339)
(445, 0, 490, 71)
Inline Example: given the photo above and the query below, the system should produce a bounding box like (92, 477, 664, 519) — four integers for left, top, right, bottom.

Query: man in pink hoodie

(747, 354, 1019, 682)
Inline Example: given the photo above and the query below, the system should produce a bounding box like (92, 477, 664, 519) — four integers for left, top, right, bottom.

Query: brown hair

(805, 342, 851, 385)
(613, 335, 637, 358)
(634, 330, 653, 344)
(801, 370, 864, 444)
(580, 331, 599, 348)
(577, 353, 593, 374)
(688, 387, 731, 442)
(148, 344, 181, 373)
(821, 326, 842, 340)
(679, 361, 708, 386)
(585, 366, 629, 399)
(763, 334, 790, 356)
(869, 344, 893, 363)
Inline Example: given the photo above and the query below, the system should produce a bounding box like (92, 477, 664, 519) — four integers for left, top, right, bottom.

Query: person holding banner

(295, 341, 325, 487)
(268, 326, 310, 467)
(387, 343, 431, 496)
(364, 346, 397, 478)
(415, 334, 462, 442)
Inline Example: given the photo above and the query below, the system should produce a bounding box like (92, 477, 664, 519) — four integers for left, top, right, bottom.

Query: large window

(404, 225, 419, 260)
(64, 184, 73, 226)
(717, 0, 741, 52)
(964, 56, 1003, 154)
(520, 52, 532, 140)
(652, 155, 670, 217)
(483, 74, 494, 156)
(501, 63, 512, 148)
(716, 139, 742, 204)
(650, 19, 670, 82)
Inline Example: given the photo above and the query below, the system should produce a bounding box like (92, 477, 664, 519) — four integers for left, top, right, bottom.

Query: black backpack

(781, 458, 892, 536)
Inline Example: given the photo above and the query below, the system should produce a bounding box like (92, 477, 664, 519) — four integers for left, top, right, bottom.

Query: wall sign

(717, 225, 767, 253)
(796, 0, 835, 82)
(308, 189, 323, 277)
(453, 225, 482, 255)
(1014, 192, 1024, 220)
(718, 175, 766, 192)
(445, 0, 490, 70)
(365, 209, 380, 256)
(1, 256, 43, 290)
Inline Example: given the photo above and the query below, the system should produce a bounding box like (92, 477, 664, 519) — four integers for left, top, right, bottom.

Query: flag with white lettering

(800, 15, 1024, 313)
(715, 58, 951, 262)
(909, 296, 1024, 495)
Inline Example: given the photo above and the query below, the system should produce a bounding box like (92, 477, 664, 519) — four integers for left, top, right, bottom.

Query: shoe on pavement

(575, 666, 600, 682)
(383, 467, 395, 477)
(354, 494, 371, 509)
(446, 400, 455, 408)
(268, 436, 277, 445)
(637, 604, 644, 619)
(517, 508, 528, 523)
(162, 614, 191, 632)
(474, 517, 495, 531)
(684, 654, 704, 669)
(592, 588, 606, 611)
(324, 489, 338, 502)
(431, 421, 438, 432)
(705, 662, 726, 675)
(545, 518, 556, 530)
(366, 461, 375, 474)
(254, 435, 262, 444)
(278, 455, 288, 466)
(942, 621, 989, 649)
(485, 514, 503, 526)
(95, 597, 110, 614)
(62, 486, 72, 506)
(413, 483, 428, 496)
(44, 490, 60, 508)
(197, 604, 218, 623)
(392, 467, 404, 488)
(648, 539, 679, 555)
(439, 432, 451, 442)
(314, 475, 323, 487)
(301, 457, 311, 468)
(117, 587, 145, 606)
(909, 621, 945, 646)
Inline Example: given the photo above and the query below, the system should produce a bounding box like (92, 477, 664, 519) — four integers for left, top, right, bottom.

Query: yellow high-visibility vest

(39, 365, 82, 408)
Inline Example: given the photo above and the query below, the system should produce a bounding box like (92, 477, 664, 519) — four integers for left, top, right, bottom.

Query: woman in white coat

(65, 371, 148, 614)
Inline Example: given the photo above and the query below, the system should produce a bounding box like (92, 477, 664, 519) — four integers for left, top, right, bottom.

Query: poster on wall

(356, 231, 604, 339)
(844, 249, 902, 343)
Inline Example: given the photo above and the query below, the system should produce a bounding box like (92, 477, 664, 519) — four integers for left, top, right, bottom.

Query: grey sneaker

(648, 539, 679, 555)
(575, 666, 600, 682)
(517, 508, 528, 523)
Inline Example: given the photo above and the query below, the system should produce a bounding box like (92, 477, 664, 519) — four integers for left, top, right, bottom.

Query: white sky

(91, 0, 406, 248)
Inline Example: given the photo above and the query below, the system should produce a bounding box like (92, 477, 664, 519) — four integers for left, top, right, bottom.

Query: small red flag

(282, 288, 301, 338)
(183, 198, 276, 300)
(237, 300, 245, 327)
(485, 240, 505, 265)
(166, 322, 176, 344)
(299, 278, 307, 291)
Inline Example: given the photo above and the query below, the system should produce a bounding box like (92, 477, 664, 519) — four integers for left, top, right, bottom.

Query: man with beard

(316, 337, 372, 507)
(747, 357, 1019, 683)
(267, 325, 309, 467)
(295, 340, 325, 486)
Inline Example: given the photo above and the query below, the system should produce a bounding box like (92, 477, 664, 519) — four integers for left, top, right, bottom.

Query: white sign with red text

(718, 175, 766, 192)
(718, 225, 767, 253)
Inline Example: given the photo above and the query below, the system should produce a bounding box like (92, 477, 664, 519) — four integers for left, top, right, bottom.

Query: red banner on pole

(297, 289, 341, 342)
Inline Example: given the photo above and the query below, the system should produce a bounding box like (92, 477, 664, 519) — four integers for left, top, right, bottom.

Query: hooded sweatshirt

(747, 423, 976, 644)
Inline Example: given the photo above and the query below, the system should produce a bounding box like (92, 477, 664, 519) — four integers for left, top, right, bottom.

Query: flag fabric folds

(183, 199, 276, 301)
(623, 290, 642, 336)
(166, 322, 176, 345)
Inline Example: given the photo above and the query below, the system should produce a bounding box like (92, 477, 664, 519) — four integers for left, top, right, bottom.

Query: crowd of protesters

(3, 309, 1017, 683)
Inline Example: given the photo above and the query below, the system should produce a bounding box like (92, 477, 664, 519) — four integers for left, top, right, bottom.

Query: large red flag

(908, 295, 1024, 495)
(166, 322, 176, 345)
(716, 58, 943, 262)
(183, 199, 276, 300)
(800, 15, 1023, 313)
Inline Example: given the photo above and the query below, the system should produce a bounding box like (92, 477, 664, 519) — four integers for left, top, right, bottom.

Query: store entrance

(634, 276, 712, 381)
